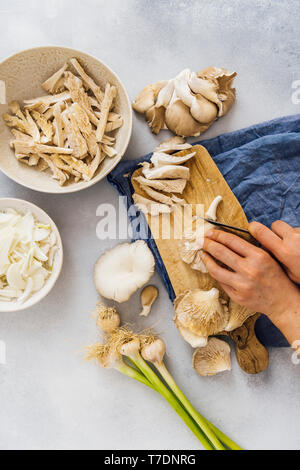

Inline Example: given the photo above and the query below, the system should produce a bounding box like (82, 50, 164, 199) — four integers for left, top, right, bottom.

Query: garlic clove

(193, 338, 231, 376)
(132, 81, 168, 114)
(139, 285, 158, 317)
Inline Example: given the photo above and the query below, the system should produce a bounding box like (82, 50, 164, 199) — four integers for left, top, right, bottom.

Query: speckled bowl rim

(0, 46, 133, 194)
(0, 198, 63, 312)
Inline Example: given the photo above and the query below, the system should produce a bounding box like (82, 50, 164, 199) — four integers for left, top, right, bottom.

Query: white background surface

(0, 0, 299, 451)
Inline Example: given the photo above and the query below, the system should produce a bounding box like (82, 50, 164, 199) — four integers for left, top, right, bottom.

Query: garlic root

(95, 302, 121, 333)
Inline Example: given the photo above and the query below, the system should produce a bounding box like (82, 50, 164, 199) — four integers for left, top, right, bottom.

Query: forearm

(269, 292, 300, 348)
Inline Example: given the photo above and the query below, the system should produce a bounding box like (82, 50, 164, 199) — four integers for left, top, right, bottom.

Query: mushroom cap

(165, 100, 207, 137)
(225, 301, 255, 331)
(94, 241, 155, 303)
(145, 105, 166, 134)
(193, 337, 231, 376)
(174, 288, 229, 346)
(132, 81, 168, 114)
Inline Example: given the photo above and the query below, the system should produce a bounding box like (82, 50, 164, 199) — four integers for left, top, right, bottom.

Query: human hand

(249, 221, 300, 284)
(201, 229, 300, 323)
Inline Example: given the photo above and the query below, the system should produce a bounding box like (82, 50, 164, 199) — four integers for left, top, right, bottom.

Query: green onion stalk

(86, 341, 214, 450)
(140, 337, 243, 451)
(86, 325, 242, 451)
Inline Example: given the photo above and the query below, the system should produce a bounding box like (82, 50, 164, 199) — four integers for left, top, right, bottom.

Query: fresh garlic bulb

(95, 302, 121, 333)
(132, 67, 236, 137)
(174, 288, 229, 348)
(193, 338, 231, 376)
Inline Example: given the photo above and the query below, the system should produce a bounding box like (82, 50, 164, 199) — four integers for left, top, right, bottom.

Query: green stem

(119, 363, 155, 389)
(156, 361, 240, 451)
(205, 421, 243, 451)
(130, 353, 214, 450)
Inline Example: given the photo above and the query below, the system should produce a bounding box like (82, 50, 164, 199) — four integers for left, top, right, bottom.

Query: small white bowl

(0, 46, 133, 193)
(0, 198, 63, 312)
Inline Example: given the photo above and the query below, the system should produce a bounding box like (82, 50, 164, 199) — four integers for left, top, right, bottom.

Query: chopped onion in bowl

(0, 208, 57, 304)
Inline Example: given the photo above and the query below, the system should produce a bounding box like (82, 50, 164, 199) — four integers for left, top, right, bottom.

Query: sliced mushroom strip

(151, 151, 196, 167)
(142, 163, 190, 180)
(12, 140, 73, 156)
(3, 59, 123, 186)
(96, 83, 117, 142)
(154, 136, 192, 154)
(42, 62, 68, 94)
(133, 193, 172, 216)
(70, 58, 104, 105)
(23, 91, 71, 109)
(133, 176, 187, 194)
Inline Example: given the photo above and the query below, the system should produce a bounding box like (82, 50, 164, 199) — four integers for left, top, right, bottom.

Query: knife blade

(199, 217, 250, 234)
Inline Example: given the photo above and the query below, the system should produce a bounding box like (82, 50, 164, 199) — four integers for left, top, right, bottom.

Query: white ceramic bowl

(0, 46, 133, 193)
(0, 198, 63, 312)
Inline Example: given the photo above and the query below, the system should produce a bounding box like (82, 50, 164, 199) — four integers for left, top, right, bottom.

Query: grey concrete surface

(0, 0, 299, 450)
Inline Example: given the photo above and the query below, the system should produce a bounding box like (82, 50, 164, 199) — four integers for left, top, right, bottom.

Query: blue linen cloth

(108, 114, 300, 347)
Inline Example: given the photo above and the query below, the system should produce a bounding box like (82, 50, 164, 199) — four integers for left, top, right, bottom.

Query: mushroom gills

(174, 288, 229, 348)
(193, 338, 231, 376)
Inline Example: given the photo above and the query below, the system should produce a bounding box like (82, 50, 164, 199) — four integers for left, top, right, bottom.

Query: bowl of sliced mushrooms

(0, 46, 132, 193)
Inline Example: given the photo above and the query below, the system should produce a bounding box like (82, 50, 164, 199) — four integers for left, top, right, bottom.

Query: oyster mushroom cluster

(133, 137, 196, 216)
(133, 67, 237, 137)
(3, 58, 123, 186)
(174, 287, 254, 376)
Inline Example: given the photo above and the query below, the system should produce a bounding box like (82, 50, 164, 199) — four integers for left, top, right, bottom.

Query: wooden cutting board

(132, 145, 269, 375)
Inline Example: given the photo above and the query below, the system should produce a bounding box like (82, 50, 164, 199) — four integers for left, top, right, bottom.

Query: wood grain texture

(132, 145, 269, 374)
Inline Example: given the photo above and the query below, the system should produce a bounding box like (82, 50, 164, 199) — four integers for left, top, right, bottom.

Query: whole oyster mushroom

(174, 288, 229, 348)
(132, 67, 237, 137)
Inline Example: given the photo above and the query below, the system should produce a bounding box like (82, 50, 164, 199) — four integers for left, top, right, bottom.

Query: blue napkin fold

(108, 114, 300, 347)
